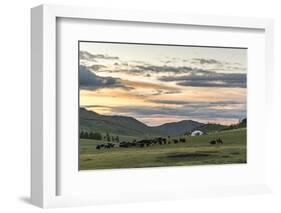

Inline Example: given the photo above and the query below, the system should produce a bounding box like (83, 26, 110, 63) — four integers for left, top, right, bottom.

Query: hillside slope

(155, 120, 203, 136)
(80, 108, 205, 136)
(197, 123, 227, 133)
(80, 108, 161, 136)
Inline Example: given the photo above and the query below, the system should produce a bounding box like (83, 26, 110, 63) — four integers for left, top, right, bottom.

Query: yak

(179, 138, 186, 143)
(173, 139, 179, 144)
(209, 140, 217, 145)
(216, 138, 223, 144)
(209, 138, 224, 145)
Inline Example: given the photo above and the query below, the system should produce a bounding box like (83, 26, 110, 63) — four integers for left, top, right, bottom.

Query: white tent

(191, 130, 204, 136)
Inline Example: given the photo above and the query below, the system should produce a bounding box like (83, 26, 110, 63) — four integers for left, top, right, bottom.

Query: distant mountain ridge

(80, 108, 224, 136)
(154, 120, 203, 136)
(196, 123, 228, 133)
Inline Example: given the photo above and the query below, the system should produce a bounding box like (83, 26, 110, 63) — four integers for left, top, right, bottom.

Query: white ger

(191, 130, 204, 136)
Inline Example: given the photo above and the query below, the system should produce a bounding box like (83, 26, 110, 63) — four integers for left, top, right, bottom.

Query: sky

(79, 41, 247, 126)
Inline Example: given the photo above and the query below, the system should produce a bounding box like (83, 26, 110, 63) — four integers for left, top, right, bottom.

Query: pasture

(79, 128, 246, 170)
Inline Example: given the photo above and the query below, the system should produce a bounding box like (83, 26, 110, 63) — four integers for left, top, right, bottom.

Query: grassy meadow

(79, 128, 246, 170)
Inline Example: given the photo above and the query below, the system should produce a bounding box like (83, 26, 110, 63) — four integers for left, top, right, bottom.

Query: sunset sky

(79, 42, 247, 126)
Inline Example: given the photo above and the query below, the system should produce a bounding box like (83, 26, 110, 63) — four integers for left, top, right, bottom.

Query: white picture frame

(31, 4, 274, 208)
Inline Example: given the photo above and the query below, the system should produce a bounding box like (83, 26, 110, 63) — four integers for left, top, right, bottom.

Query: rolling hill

(196, 123, 227, 133)
(80, 108, 204, 136)
(154, 120, 203, 136)
(80, 108, 162, 136)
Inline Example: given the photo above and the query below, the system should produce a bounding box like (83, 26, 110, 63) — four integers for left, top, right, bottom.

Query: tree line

(80, 131, 119, 142)
(221, 118, 247, 131)
(80, 131, 102, 140)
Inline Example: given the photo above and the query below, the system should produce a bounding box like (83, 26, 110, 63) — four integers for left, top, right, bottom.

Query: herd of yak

(95, 136, 224, 150)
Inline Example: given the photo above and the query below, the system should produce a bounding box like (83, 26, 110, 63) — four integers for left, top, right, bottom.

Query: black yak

(209, 138, 223, 145)
(173, 139, 179, 144)
(209, 140, 216, 145)
(179, 138, 186, 143)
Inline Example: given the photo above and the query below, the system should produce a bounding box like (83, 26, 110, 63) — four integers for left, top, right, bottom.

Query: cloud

(82, 53, 246, 82)
(92, 54, 119, 60)
(111, 105, 246, 121)
(225, 65, 247, 71)
(192, 58, 222, 65)
(80, 51, 96, 61)
(122, 79, 181, 94)
(80, 51, 119, 61)
(150, 100, 244, 107)
(135, 65, 194, 73)
(81, 104, 109, 108)
(88, 64, 106, 71)
(79, 65, 127, 90)
(83, 63, 199, 79)
(159, 72, 246, 88)
(116, 62, 243, 76)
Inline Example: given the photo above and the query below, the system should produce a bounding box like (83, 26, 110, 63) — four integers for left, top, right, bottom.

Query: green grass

(79, 128, 246, 170)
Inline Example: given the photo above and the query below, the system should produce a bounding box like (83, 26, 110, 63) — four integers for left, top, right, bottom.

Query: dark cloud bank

(159, 72, 246, 88)
(82, 100, 246, 121)
(79, 65, 125, 90)
(111, 105, 246, 121)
